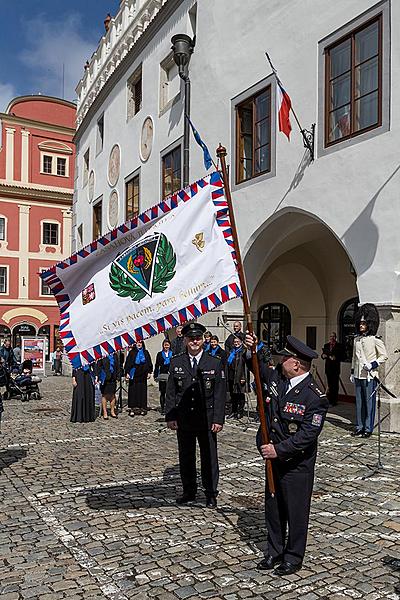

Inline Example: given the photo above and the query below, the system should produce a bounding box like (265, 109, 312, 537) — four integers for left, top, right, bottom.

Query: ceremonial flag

(186, 115, 213, 170)
(41, 172, 241, 368)
(277, 82, 292, 141)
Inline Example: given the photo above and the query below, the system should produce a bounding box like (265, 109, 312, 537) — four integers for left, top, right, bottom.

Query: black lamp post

(171, 34, 195, 188)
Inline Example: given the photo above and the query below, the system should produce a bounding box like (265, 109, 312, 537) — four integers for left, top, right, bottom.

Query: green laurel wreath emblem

(109, 233, 176, 301)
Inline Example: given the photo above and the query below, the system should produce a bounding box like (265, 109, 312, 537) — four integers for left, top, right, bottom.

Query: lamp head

(171, 34, 194, 75)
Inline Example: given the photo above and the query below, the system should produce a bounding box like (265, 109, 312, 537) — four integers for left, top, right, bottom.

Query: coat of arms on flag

(110, 233, 176, 301)
(40, 172, 242, 368)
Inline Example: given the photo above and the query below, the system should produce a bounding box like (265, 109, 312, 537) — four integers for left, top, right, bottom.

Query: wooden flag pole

(216, 144, 275, 496)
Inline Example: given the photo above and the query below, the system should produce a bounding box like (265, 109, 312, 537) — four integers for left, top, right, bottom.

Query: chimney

(104, 13, 112, 32)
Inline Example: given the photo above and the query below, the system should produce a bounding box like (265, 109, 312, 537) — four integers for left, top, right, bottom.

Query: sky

(0, 0, 120, 112)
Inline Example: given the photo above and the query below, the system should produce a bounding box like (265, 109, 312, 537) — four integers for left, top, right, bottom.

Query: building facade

(73, 0, 399, 428)
(0, 96, 76, 357)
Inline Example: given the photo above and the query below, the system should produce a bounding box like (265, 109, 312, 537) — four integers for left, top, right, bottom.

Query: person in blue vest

(124, 341, 153, 416)
(95, 354, 120, 419)
(154, 339, 173, 415)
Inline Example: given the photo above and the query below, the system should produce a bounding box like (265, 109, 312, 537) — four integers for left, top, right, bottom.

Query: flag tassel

(216, 144, 275, 497)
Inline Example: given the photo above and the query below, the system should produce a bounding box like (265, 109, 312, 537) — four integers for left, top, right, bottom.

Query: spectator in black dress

(70, 365, 95, 423)
(154, 339, 172, 415)
(124, 341, 153, 416)
(96, 354, 119, 420)
(208, 335, 227, 371)
(171, 326, 185, 355)
(227, 337, 248, 419)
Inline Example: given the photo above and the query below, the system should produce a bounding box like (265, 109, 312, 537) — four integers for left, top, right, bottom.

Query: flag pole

(216, 144, 275, 496)
(265, 52, 315, 161)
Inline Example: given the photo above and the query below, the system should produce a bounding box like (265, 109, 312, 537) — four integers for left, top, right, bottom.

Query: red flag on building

(277, 82, 292, 141)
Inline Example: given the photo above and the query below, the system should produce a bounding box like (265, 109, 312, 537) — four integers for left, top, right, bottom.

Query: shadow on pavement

(0, 448, 28, 472)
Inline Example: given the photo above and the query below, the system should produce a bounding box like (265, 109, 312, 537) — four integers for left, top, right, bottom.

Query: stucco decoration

(108, 190, 119, 229)
(88, 170, 95, 202)
(108, 144, 120, 187)
(140, 116, 154, 162)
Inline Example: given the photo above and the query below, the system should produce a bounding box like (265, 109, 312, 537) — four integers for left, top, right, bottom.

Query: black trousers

(265, 466, 314, 565)
(326, 370, 339, 405)
(177, 429, 219, 497)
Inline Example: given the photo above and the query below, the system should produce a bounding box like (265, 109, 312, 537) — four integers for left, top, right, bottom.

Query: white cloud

(20, 13, 96, 102)
(0, 82, 17, 113)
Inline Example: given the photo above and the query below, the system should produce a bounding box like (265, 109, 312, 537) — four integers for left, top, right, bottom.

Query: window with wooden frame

(127, 66, 142, 120)
(0, 266, 8, 294)
(325, 16, 382, 146)
(162, 146, 181, 199)
(93, 199, 102, 239)
(126, 174, 140, 220)
(236, 87, 271, 184)
(0, 217, 5, 241)
(40, 269, 52, 296)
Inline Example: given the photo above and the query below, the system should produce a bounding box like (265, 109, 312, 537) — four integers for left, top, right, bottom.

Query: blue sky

(0, 0, 120, 111)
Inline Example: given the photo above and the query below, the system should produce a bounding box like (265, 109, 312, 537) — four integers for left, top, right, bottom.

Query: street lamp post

(171, 34, 195, 188)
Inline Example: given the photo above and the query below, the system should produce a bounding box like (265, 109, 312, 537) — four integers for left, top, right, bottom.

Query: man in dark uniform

(321, 332, 344, 406)
(165, 322, 226, 508)
(245, 333, 329, 576)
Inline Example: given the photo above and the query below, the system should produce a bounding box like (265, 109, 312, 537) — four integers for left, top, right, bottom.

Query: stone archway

(244, 209, 359, 393)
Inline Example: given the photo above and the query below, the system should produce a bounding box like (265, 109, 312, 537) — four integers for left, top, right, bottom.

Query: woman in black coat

(154, 339, 172, 415)
(95, 354, 119, 419)
(124, 341, 153, 416)
(226, 337, 248, 419)
(70, 365, 96, 423)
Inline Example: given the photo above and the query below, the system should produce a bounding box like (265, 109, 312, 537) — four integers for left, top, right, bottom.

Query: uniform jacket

(256, 365, 329, 472)
(165, 351, 226, 431)
(321, 341, 344, 375)
(351, 335, 388, 380)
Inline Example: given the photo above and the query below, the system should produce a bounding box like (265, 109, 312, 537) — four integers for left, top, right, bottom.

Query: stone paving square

(0, 373, 399, 599)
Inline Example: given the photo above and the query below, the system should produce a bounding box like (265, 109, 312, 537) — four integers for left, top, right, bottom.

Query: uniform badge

(288, 422, 298, 433)
(283, 402, 305, 416)
(312, 413, 323, 427)
(205, 380, 212, 390)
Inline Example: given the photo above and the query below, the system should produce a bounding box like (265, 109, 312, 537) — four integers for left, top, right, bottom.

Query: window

(236, 87, 271, 183)
(127, 67, 142, 119)
(325, 16, 382, 145)
(57, 157, 66, 176)
(41, 153, 68, 177)
(96, 114, 104, 153)
(0, 267, 7, 294)
(93, 199, 102, 239)
(162, 146, 181, 199)
(43, 155, 53, 174)
(0, 217, 5, 241)
(160, 54, 180, 112)
(257, 303, 291, 354)
(83, 149, 90, 186)
(43, 222, 59, 246)
(77, 223, 83, 248)
(338, 297, 359, 362)
(40, 269, 52, 295)
(126, 174, 140, 220)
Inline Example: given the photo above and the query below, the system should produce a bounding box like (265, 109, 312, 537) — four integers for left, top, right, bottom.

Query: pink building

(0, 95, 76, 357)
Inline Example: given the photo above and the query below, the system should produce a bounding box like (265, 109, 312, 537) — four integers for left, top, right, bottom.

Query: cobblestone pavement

(0, 372, 399, 600)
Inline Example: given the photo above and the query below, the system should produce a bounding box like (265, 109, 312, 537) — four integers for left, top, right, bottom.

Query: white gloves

(350, 374, 355, 384)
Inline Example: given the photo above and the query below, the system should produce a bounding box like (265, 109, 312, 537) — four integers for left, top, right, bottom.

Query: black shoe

(362, 431, 372, 438)
(351, 429, 364, 437)
(257, 555, 282, 570)
(176, 493, 196, 505)
(274, 561, 302, 576)
(205, 495, 217, 509)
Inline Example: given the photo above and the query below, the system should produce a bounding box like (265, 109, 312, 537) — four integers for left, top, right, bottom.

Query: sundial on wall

(140, 116, 153, 162)
(108, 144, 121, 186)
(108, 190, 119, 229)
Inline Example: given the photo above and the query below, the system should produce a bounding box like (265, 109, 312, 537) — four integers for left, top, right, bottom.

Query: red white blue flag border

(41, 171, 242, 369)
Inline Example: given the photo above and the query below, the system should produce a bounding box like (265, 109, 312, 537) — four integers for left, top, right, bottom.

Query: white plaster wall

(74, 0, 400, 308)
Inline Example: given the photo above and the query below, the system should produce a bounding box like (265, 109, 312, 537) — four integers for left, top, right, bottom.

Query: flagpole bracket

(301, 124, 315, 162)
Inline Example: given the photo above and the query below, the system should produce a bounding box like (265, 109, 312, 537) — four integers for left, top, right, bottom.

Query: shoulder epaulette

(309, 381, 326, 397)
(171, 352, 186, 359)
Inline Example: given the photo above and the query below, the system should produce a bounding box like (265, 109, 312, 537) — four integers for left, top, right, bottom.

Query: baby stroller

(9, 359, 42, 402)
